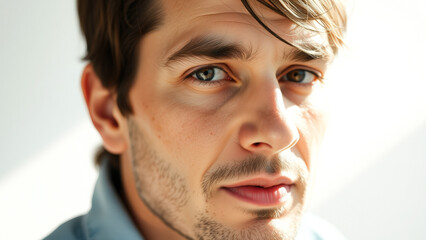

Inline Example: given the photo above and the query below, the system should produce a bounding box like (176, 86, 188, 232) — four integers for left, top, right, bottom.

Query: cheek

(290, 103, 328, 170)
(135, 95, 225, 176)
(130, 67, 233, 184)
(161, 107, 218, 156)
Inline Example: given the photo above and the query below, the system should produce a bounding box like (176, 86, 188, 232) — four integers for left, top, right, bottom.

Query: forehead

(156, 0, 329, 58)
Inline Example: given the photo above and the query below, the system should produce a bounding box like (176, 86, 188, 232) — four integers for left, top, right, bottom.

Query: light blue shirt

(45, 160, 346, 240)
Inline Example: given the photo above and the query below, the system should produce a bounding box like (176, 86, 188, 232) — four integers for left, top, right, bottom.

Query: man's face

(122, 0, 332, 239)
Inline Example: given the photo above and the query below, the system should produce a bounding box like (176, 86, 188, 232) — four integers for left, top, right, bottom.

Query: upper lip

(222, 175, 295, 188)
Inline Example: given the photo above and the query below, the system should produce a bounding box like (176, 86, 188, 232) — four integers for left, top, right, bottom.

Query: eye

(191, 66, 228, 82)
(282, 69, 319, 84)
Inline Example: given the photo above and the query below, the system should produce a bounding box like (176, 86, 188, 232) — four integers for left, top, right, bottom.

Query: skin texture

(82, 0, 333, 239)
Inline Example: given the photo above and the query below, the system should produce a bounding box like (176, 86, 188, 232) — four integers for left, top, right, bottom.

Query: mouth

(221, 177, 294, 206)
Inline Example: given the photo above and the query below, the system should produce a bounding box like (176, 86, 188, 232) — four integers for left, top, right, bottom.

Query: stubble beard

(128, 118, 193, 239)
(194, 211, 303, 240)
(128, 118, 309, 240)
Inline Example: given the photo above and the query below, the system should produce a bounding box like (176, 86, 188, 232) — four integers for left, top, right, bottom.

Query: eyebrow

(164, 36, 253, 67)
(285, 43, 331, 62)
(287, 48, 323, 62)
(164, 35, 327, 67)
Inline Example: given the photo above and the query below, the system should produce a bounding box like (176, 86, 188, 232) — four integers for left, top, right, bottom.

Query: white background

(1, 0, 426, 239)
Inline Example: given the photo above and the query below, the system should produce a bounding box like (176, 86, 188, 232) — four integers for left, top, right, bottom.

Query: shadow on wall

(312, 120, 426, 240)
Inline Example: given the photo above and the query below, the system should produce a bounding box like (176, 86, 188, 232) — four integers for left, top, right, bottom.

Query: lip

(223, 176, 294, 188)
(221, 176, 295, 206)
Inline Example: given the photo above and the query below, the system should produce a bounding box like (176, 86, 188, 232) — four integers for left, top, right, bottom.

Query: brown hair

(78, 0, 164, 165)
(77, 0, 347, 165)
(77, 0, 163, 116)
(242, 0, 347, 57)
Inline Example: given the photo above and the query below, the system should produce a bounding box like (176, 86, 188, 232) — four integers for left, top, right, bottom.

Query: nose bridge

(261, 86, 286, 120)
(238, 79, 299, 154)
(253, 82, 294, 135)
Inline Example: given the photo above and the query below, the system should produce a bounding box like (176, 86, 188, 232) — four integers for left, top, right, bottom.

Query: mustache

(201, 154, 297, 199)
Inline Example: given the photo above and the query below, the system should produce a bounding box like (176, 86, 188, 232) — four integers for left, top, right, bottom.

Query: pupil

(197, 68, 214, 81)
(290, 70, 305, 82)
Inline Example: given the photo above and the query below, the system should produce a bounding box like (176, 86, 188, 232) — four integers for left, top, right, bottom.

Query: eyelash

(184, 65, 322, 88)
(279, 67, 323, 85)
(185, 65, 233, 87)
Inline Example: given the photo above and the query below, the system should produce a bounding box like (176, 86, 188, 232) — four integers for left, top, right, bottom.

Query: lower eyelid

(187, 76, 227, 88)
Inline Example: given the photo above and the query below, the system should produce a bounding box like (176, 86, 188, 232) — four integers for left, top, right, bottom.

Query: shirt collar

(85, 159, 143, 240)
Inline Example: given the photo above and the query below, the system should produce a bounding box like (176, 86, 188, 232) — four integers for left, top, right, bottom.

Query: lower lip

(223, 184, 292, 206)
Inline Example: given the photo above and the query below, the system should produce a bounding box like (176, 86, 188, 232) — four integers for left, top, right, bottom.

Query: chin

(192, 205, 304, 240)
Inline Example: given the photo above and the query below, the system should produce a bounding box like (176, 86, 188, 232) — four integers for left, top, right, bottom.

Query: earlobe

(81, 64, 128, 154)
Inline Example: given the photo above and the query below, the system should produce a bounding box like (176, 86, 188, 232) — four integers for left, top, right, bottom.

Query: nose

(238, 84, 299, 156)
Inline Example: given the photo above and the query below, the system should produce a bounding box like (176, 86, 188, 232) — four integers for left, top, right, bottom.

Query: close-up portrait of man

(45, 0, 347, 239)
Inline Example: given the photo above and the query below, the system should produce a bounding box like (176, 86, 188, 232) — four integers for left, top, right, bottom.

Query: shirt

(44, 159, 346, 240)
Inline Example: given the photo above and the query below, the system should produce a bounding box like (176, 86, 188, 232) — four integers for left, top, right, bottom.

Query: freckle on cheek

(142, 102, 149, 109)
(155, 123, 162, 133)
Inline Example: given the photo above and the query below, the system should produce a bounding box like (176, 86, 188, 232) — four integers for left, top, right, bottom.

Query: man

(46, 0, 347, 239)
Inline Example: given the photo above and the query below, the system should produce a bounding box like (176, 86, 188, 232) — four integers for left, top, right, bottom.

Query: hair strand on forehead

(241, 0, 347, 57)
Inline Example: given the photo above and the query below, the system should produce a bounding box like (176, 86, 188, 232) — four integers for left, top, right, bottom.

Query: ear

(81, 64, 128, 154)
